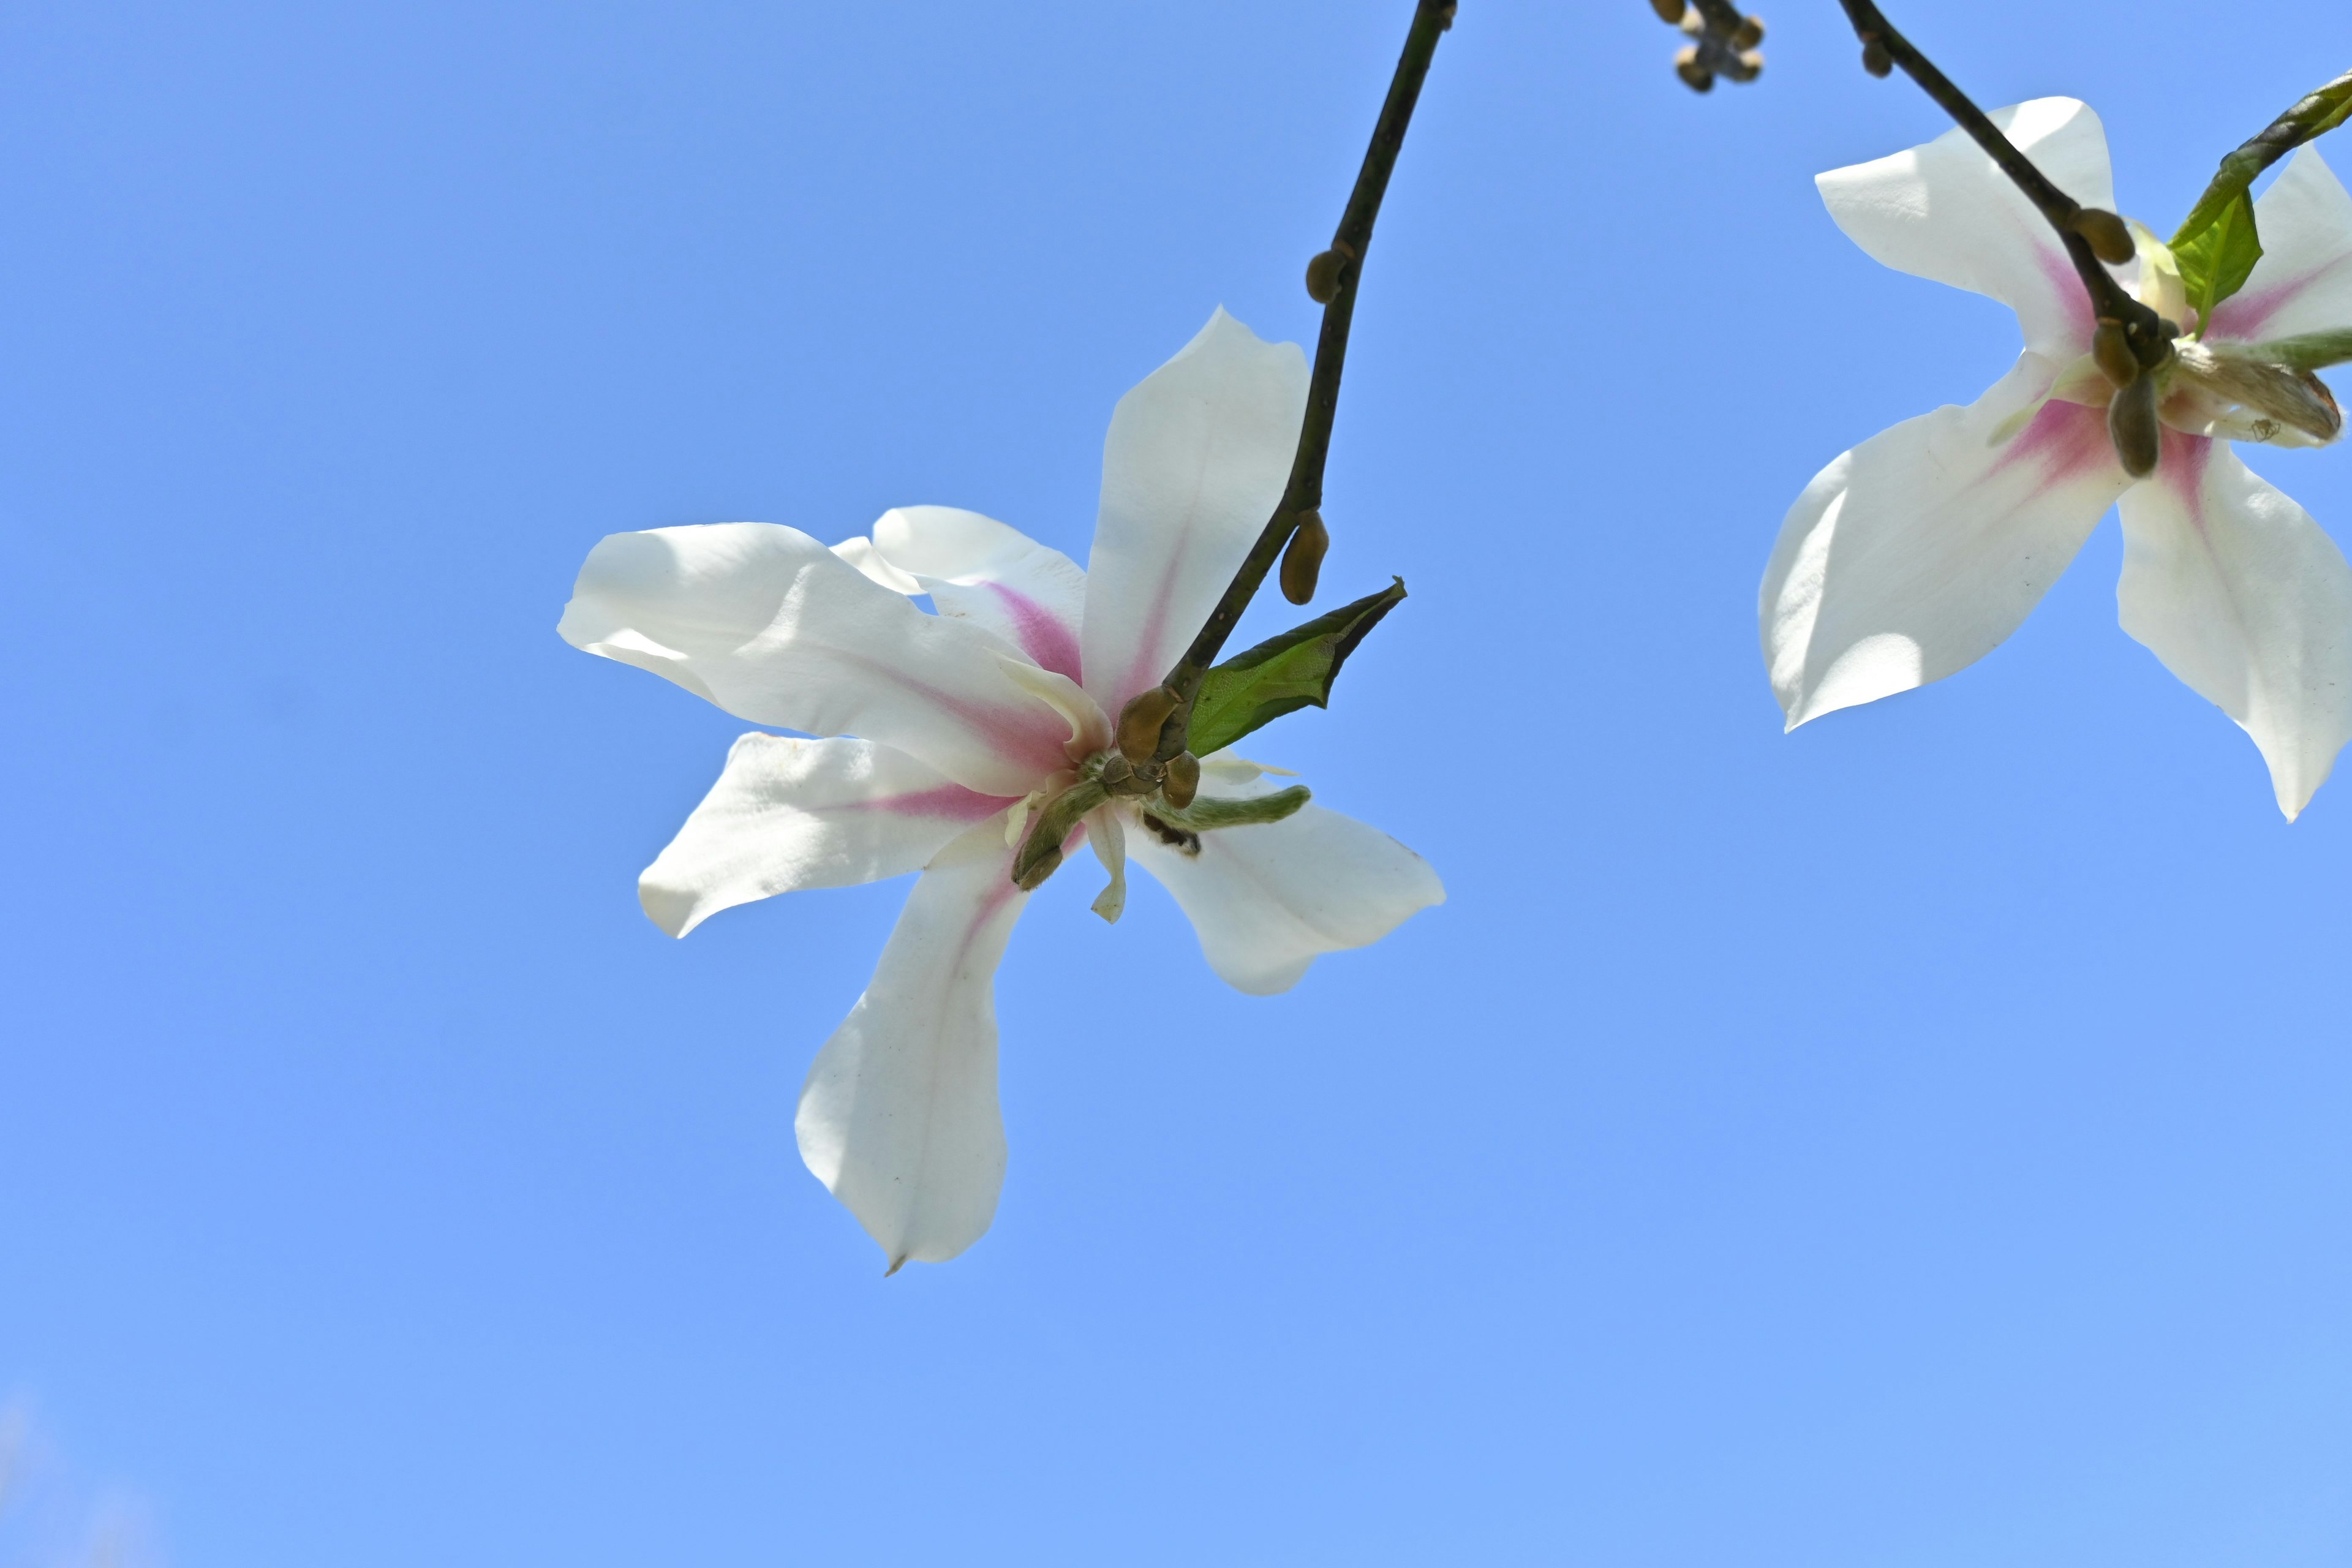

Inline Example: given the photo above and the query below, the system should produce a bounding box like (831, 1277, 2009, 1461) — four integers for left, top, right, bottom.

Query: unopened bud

(1675, 46, 1713, 92)
(1732, 14, 1764, 48)
(1724, 48, 1763, 81)
(1014, 845, 1062, 891)
(1099, 753, 1134, 789)
(1163, 753, 1200, 812)
(1280, 510, 1329, 605)
(1305, 249, 1345, 305)
(1648, 0, 1684, 21)
(1117, 685, 1181, 764)
(2106, 373, 2162, 478)
(2067, 207, 2136, 268)
(1861, 39, 1893, 77)
(2092, 320, 2139, 388)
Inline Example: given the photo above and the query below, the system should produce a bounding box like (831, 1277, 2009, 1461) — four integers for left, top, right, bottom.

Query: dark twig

(1147, 0, 1455, 762)
(1838, 0, 2169, 368)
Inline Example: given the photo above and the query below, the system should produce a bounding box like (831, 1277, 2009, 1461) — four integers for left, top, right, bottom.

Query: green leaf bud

(1280, 510, 1329, 605)
(2107, 373, 2162, 478)
(2092, 320, 2140, 388)
(1116, 685, 1181, 764)
(1861, 39, 1893, 77)
(1305, 250, 1345, 305)
(2067, 207, 2136, 267)
(1012, 778, 1109, 889)
(1163, 752, 1200, 812)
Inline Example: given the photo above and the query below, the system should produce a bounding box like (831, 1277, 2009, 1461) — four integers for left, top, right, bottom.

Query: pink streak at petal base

(835, 649, 1074, 784)
(985, 582, 1084, 684)
(2206, 271, 2326, 343)
(844, 785, 1019, 822)
(2036, 244, 2098, 355)
(1991, 396, 2114, 488)
(2157, 429, 2215, 533)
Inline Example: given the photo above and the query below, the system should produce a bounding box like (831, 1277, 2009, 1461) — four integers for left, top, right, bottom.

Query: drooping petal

(794, 820, 1031, 1270)
(638, 735, 1014, 938)
(1762, 355, 2132, 727)
(1127, 796, 1443, 997)
(1085, 805, 1128, 924)
(1817, 98, 2113, 360)
(871, 507, 1089, 684)
(2208, 145, 2352, 345)
(2116, 434, 2352, 819)
(1080, 309, 1310, 714)
(559, 522, 1076, 795)
(831, 536, 922, 595)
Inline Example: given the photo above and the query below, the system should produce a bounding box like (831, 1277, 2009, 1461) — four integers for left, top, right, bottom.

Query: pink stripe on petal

(986, 582, 1084, 684)
(2035, 244, 2098, 352)
(1991, 396, 2113, 486)
(848, 785, 1019, 821)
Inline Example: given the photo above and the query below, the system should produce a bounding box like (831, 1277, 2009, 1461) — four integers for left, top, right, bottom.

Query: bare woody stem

(1838, 0, 2169, 366)
(1148, 0, 1455, 761)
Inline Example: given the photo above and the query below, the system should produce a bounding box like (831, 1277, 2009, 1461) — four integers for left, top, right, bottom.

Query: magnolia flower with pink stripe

(1762, 98, 2352, 818)
(559, 309, 1442, 1269)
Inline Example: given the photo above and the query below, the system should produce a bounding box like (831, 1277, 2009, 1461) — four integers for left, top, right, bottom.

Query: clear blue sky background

(7, 1, 2352, 1563)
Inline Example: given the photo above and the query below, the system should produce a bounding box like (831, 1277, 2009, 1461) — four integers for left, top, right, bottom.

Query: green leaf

(2173, 188, 2263, 331)
(2169, 68, 2352, 326)
(1186, 578, 1406, 757)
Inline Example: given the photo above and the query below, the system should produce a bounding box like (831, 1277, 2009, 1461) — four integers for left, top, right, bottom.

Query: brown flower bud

(1116, 685, 1181, 764)
(1280, 510, 1329, 605)
(1675, 45, 1714, 92)
(1861, 39, 1893, 77)
(2106, 373, 2162, 478)
(1732, 14, 1764, 48)
(1163, 753, 1200, 812)
(1724, 48, 1763, 81)
(1305, 249, 1346, 305)
(1649, 0, 1685, 20)
(1098, 753, 1134, 789)
(2068, 207, 2136, 267)
(2092, 320, 2139, 388)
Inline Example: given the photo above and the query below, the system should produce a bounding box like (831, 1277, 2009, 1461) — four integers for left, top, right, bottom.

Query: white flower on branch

(559, 310, 1442, 1270)
(1763, 98, 2352, 818)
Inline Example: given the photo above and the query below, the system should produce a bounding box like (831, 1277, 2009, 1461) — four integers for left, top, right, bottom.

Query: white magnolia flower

(1762, 97, 2352, 818)
(558, 309, 1444, 1269)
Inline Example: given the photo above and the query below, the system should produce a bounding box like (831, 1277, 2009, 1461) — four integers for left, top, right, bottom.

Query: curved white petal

(830, 536, 922, 595)
(2210, 144, 2352, 344)
(1818, 98, 2113, 360)
(1080, 309, 1310, 713)
(2117, 434, 2352, 819)
(558, 522, 1076, 796)
(1762, 355, 2130, 726)
(794, 820, 1030, 1270)
(1127, 797, 1443, 997)
(639, 735, 1015, 938)
(872, 507, 1090, 684)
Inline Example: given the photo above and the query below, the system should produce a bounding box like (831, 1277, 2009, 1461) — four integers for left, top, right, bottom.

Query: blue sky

(6, 1, 2352, 1563)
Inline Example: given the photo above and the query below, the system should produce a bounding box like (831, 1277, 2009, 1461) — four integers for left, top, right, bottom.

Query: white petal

(794, 820, 1030, 1270)
(638, 735, 1015, 938)
(559, 522, 1076, 796)
(1817, 98, 2113, 360)
(871, 507, 1089, 684)
(1086, 807, 1128, 924)
(1128, 801, 1443, 997)
(1080, 309, 1310, 713)
(1762, 355, 2131, 726)
(2211, 145, 2352, 344)
(2117, 435, 2352, 818)
(830, 536, 922, 595)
